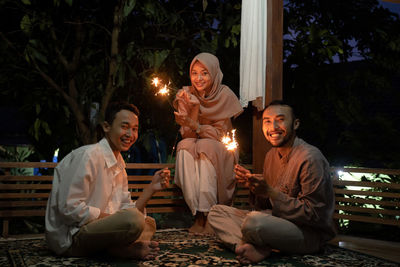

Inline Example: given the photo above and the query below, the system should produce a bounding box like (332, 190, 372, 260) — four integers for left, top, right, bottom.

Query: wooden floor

(328, 235, 400, 263)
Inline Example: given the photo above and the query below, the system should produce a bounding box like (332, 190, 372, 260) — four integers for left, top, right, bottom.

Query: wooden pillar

(252, 0, 283, 173)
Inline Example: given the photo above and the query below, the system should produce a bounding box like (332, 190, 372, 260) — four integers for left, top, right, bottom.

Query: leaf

(22, 0, 31, 5)
(153, 50, 170, 70)
(231, 24, 240, 35)
(28, 46, 49, 64)
(224, 37, 230, 48)
(202, 0, 208, 12)
(35, 103, 41, 115)
(123, 0, 136, 17)
(41, 121, 52, 135)
(65, 0, 73, 7)
(63, 105, 71, 119)
(33, 119, 41, 141)
(20, 15, 32, 34)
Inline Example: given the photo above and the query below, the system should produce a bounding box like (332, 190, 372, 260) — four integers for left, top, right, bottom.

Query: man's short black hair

(264, 100, 298, 120)
(104, 102, 140, 125)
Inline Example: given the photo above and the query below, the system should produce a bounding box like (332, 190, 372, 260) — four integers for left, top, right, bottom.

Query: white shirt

(45, 138, 136, 255)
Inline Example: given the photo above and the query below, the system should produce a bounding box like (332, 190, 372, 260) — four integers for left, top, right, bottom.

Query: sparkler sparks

(152, 76, 174, 96)
(152, 77, 160, 87)
(150, 74, 179, 158)
(221, 129, 238, 151)
(155, 84, 170, 96)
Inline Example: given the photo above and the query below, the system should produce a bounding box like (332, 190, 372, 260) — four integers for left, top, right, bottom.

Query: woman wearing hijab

(173, 52, 243, 234)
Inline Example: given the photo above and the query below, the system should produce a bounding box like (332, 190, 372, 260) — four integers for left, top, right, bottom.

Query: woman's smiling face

(190, 61, 212, 96)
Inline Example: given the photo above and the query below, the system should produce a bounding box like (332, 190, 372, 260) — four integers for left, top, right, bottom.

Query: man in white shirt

(45, 102, 170, 260)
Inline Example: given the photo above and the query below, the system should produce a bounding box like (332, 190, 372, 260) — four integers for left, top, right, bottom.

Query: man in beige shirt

(208, 100, 336, 265)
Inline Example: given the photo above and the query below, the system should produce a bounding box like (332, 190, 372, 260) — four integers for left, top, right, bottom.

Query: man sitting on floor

(208, 100, 336, 264)
(45, 101, 170, 260)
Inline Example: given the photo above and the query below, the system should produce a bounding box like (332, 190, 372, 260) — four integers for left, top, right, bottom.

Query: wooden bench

(0, 161, 251, 238)
(331, 167, 400, 227)
(1, 162, 399, 239)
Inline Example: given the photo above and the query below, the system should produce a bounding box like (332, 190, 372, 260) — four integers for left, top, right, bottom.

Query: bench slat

(126, 163, 175, 169)
(128, 184, 180, 189)
(0, 175, 54, 182)
(0, 193, 49, 199)
(0, 201, 47, 207)
(335, 196, 398, 207)
(331, 167, 400, 176)
(333, 213, 399, 226)
(334, 188, 399, 198)
(333, 180, 400, 189)
(0, 184, 52, 190)
(335, 204, 400, 216)
(0, 210, 46, 217)
(131, 191, 184, 197)
(0, 162, 56, 168)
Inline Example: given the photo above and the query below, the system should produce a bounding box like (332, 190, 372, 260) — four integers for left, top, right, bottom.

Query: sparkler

(151, 76, 178, 109)
(151, 75, 178, 159)
(152, 77, 174, 97)
(221, 129, 238, 151)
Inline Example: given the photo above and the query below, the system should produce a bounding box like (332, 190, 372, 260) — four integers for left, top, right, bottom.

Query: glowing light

(155, 84, 170, 96)
(221, 129, 238, 151)
(152, 77, 160, 87)
(151, 75, 177, 110)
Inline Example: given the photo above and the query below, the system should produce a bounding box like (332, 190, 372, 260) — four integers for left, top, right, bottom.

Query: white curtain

(239, 0, 267, 110)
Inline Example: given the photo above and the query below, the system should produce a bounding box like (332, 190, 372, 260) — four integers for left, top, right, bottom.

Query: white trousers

(174, 150, 217, 215)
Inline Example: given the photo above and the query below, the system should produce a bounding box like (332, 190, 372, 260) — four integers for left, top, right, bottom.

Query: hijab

(180, 52, 243, 121)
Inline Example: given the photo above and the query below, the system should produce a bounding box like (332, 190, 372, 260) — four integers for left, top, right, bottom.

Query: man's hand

(234, 164, 252, 185)
(150, 168, 170, 192)
(248, 174, 278, 199)
(135, 168, 171, 213)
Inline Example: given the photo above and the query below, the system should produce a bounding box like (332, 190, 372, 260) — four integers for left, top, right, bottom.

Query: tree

(0, 0, 242, 160)
(283, 0, 400, 168)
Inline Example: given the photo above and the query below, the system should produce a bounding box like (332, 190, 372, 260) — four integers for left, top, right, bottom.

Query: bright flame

(156, 85, 170, 96)
(152, 77, 160, 87)
(221, 129, 238, 151)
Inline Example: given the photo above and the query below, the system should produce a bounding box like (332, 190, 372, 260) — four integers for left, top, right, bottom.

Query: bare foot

(188, 221, 204, 234)
(109, 240, 160, 260)
(188, 213, 206, 234)
(235, 243, 271, 265)
(201, 220, 215, 236)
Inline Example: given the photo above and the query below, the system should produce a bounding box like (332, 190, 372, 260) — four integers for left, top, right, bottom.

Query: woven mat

(1, 229, 398, 267)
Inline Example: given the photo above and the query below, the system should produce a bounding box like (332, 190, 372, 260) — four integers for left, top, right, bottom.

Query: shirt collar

(278, 137, 300, 164)
(99, 138, 126, 169)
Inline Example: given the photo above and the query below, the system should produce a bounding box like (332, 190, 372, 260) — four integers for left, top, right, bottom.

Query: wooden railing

(0, 162, 399, 238)
(331, 167, 400, 227)
(0, 162, 251, 237)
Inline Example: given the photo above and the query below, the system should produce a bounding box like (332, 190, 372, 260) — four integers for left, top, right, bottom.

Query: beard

(268, 121, 296, 147)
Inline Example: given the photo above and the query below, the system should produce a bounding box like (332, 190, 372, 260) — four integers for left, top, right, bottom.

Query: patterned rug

(1, 229, 398, 267)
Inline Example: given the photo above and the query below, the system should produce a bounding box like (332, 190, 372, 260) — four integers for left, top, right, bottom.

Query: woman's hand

(150, 168, 170, 192)
(180, 90, 200, 109)
(174, 111, 198, 130)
